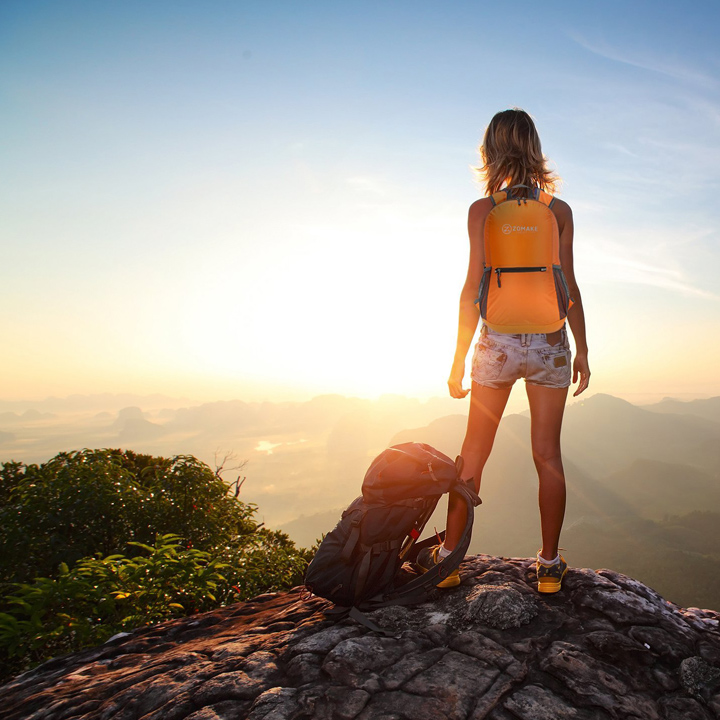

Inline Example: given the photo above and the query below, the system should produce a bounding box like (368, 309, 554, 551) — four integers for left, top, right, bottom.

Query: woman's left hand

(572, 354, 591, 396)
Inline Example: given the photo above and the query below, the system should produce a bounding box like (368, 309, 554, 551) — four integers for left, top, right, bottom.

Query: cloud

(582, 233, 720, 301)
(344, 175, 391, 194)
(568, 31, 719, 91)
(613, 258, 719, 300)
(602, 142, 639, 159)
(255, 440, 281, 454)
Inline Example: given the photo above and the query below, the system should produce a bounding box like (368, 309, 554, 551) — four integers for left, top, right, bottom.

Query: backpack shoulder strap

(536, 189, 556, 209)
(489, 191, 506, 207)
(362, 480, 481, 608)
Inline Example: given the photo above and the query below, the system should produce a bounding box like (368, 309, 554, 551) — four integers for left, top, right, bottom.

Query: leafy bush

(0, 449, 313, 680)
(0, 450, 257, 583)
(0, 535, 228, 673)
(219, 528, 313, 602)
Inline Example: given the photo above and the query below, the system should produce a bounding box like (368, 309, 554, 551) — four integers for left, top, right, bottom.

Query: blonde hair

(477, 109, 559, 196)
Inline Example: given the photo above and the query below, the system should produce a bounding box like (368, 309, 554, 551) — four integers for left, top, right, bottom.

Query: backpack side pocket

(475, 266, 492, 319)
(552, 265, 572, 318)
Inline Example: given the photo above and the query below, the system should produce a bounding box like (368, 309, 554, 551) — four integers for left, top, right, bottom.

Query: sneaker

(415, 545, 461, 588)
(536, 551, 568, 594)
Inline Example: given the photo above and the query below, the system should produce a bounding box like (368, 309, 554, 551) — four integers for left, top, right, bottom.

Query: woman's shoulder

(550, 196, 572, 218)
(550, 196, 573, 236)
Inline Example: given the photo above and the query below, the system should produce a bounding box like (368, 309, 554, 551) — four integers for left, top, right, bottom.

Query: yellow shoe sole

(537, 566, 568, 594)
(435, 572, 461, 589)
(415, 563, 461, 588)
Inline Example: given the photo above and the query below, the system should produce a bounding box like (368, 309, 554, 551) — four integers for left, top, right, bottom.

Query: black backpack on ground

(304, 442, 481, 631)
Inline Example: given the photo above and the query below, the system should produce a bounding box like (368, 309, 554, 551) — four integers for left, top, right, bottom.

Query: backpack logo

(503, 224, 537, 234)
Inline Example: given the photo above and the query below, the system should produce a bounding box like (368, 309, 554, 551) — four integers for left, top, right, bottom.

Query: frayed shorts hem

(472, 378, 571, 390)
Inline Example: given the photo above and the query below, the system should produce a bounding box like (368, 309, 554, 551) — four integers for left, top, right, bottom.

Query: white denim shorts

(471, 325, 572, 390)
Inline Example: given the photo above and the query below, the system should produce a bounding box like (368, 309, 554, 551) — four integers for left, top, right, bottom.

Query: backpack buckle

(426, 462, 439, 482)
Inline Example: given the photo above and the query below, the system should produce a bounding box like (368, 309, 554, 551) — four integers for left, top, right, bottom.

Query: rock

(285, 653, 323, 684)
(629, 625, 694, 664)
(503, 684, 581, 719)
(584, 630, 654, 666)
(355, 690, 450, 720)
(246, 687, 299, 719)
(2, 554, 720, 720)
(322, 635, 420, 691)
(449, 630, 518, 670)
(292, 625, 359, 654)
(680, 656, 720, 701)
(463, 583, 538, 629)
(658, 695, 715, 720)
(307, 687, 370, 720)
(379, 647, 447, 690)
(402, 650, 499, 719)
(540, 640, 661, 717)
(192, 670, 265, 705)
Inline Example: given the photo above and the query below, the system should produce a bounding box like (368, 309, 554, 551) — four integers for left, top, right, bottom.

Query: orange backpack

(475, 186, 573, 334)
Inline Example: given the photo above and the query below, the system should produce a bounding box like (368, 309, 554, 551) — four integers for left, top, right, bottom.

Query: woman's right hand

(448, 360, 470, 399)
(572, 353, 591, 396)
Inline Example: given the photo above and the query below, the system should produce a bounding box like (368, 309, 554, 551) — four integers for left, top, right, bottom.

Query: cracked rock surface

(3, 554, 720, 719)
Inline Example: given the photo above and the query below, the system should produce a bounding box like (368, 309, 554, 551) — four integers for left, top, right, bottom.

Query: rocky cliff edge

(3, 554, 720, 720)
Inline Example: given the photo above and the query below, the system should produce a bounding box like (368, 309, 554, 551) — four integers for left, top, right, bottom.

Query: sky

(2, 0, 720, 406)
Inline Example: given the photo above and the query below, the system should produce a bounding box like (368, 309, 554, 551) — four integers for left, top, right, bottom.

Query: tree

(0, 449, 257, 583)
(0, 449, 313, 679)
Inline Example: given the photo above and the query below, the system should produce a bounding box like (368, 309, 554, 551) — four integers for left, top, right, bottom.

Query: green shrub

(218, 528, 313, 602)
(0, 535, 230, 676)
(0, 449, 314, 681)
(0, 450, 257, 583)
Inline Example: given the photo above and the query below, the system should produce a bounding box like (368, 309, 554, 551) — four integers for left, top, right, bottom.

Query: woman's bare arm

(448, 198, 493, 398)
(554, 199, 590, 396)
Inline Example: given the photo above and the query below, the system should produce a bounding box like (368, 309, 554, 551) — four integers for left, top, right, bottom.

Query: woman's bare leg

(525, 382, 569, 561)
(443, 381, 512, 551)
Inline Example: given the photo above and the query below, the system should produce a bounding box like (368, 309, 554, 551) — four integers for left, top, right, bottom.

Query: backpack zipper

(495, 266, 547, 288)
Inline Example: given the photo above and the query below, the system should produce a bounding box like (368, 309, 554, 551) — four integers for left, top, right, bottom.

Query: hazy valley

(2, 392, 720, 610)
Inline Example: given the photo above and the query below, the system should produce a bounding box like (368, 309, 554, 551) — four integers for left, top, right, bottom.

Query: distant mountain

(0, 393, 190, 414)
(0, 411, 55, 424)
(280, 509, 346, 549)
(643, 395, 720, 424)
(565, 511, 720, 610)
(561, 393, 720, 478)
(389, 413, 467, 458)
(600, 459, 720, 520)
(116, 418, 165, 443)
(661, 510, 720, 554)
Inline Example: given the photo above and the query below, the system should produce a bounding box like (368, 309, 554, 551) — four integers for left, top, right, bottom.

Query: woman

(417, 109, 590, 593)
